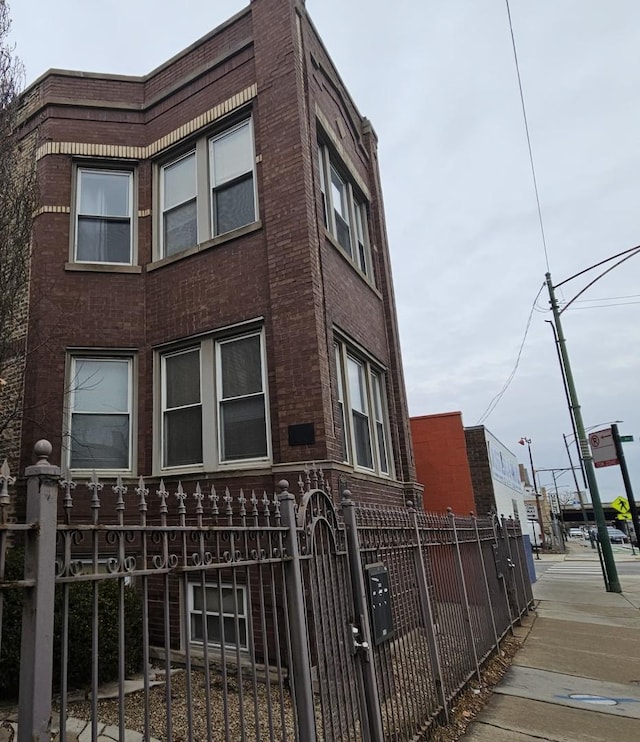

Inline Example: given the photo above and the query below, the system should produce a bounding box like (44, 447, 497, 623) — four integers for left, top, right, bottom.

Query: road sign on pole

(619, 435, 634, 443)
(611, 496, 630, 515)
(589, 428, 619, 468)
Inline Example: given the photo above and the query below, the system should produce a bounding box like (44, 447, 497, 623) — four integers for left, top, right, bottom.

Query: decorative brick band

(35, 84, 258, 162)
(33, 205, 71, 216)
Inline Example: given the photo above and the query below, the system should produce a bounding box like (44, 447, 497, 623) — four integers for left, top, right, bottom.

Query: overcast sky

(10, 0, 640, 503)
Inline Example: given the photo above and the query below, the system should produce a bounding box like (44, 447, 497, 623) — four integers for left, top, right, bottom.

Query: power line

(564, 300, 640, 311)
(505, 0, 550, 273)
(568, 293, 640, 303)
(476, 283, 544, 425)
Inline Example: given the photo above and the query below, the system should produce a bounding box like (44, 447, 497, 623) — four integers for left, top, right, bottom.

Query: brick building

(12, 0, 420, 509)
(410, 414, 527, 525)
(464, 425, 526, 521)
(410, 412, 475, 514)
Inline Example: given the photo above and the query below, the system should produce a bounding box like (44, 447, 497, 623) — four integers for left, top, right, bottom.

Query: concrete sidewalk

(463, 540, 640, 741)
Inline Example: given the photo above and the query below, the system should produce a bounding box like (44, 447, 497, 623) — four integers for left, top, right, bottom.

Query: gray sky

(11, 0, 640, 503)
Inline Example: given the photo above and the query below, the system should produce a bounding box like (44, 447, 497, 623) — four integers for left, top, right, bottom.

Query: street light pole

(546, 272, 621, 593)
(519, 437, 545, 549)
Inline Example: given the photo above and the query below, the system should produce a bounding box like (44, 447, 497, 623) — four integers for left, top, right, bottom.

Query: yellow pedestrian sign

(611, 496, 630, 515)
(616, 512, 632, 521)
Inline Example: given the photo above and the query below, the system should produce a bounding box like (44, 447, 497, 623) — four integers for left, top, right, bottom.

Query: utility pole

(546, 272, 621, 593)
(611, 423, 640, 549)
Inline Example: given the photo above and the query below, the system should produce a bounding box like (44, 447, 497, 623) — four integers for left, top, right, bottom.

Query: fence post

(500, 516, 522, 619)
(448, 509, 481, 683)
(18, 440, 60, 742)
(341, 492, 385, 742)
(409, 505, 449, 722)
(471, 515, 499, 649)
(277, 480, 317, 741)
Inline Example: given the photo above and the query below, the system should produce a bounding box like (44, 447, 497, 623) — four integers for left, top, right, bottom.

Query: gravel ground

(57, 635, 521, 741)
(63, 671, 295, 741)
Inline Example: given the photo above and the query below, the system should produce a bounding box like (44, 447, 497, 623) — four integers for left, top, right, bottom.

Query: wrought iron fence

(0, 444, 532, 741)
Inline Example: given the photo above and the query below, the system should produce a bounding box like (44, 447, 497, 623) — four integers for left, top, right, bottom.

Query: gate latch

(349, 624, 369, 656)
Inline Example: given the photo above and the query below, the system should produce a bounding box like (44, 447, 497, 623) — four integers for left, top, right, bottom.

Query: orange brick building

(410, 412, 476, 514)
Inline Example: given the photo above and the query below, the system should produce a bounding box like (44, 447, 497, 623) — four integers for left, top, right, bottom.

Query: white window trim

(318, 144, 372, 280)
(160, 346, 204, 470)
(160, 149, 198, 258)
(64, 353, 136, 476)
(187, 582, 249, 651)
(155, 326, 271, 476)
(334, 340, 392, 477)
(156, 117, 258, 260)
(73, 167, 135, 266)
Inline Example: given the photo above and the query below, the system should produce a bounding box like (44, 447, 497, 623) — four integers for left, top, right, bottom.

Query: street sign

(611, 496, 630, 514)
(589, 428, 619, 468)
(616, 512, 632, 521)
(525, 504, 537, 520)
(619, 435, 634, 443)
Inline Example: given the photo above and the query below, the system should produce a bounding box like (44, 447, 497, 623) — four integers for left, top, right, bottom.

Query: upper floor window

(159, 119, 257, 259)
(66, 356, 133, 472)
(158, 327, 269, 472)
(75, 169, 133, 264)
(318, 145, 371, 278)
(335, 340, 391, 476)
(162, 152, 197, 257)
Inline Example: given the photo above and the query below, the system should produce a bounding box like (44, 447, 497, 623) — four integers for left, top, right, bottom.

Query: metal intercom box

(365, 563, 394, 645)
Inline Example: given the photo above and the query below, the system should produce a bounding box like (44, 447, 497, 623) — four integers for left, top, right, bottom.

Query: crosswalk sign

(616, 512, 632, 521)
(611, 496, 630, 514)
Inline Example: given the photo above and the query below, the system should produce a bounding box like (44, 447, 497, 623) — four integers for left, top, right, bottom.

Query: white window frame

(335, 340, 392, 477)
(65, 354, 134, 475)
(74, 167, 134, 265)
(155, 326, 270, 475)
(157, 117, 257, 259)
(215, 331, 269, 464)
(161, 346, 203, 470)
(318, 144, 372, 279)
(187, 582, 249, 651)
(160, 150, 198, 258)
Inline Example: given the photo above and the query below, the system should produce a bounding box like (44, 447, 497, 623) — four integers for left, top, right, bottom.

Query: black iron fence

(0, 443, 532, 741)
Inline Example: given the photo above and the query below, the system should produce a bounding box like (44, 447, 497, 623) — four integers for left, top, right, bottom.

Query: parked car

(605, 526, 628, 544)
(568, 527, 583, 539)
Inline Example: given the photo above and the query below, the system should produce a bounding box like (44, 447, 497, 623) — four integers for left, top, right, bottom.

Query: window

(158, 328, 269, 471)
(217, 334, 268, 462)
(188, 583, 248, 650)
(162, 348, 203, 468)
(162, 152, 197, 257)
(159, 119, 257, 258)
(210, 121, 256, 236)
(335, 341, 391, 476)
(75, 168, 133, 264)
(67, 357, 133, 471)
(318, 144, 371, 277)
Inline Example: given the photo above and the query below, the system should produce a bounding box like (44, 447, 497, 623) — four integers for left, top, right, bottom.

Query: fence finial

(33, 439, 52, 465)
(0, 458, 15, 507)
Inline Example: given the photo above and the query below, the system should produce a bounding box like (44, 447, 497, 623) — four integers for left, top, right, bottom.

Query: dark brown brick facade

(464, 426, 497, 516)
(16, 0, 419, 507)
